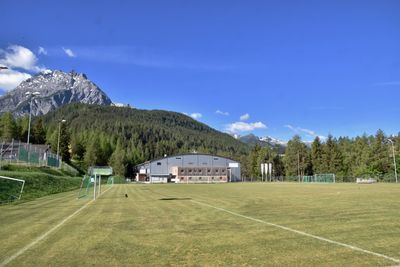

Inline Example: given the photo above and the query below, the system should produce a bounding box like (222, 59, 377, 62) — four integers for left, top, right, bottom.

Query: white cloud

(190, 113, 202, 119)
(225, 121, 267, 134)
(0, 45, 45, 72)
(38, 46, 48, 55)
(62, 47, 76, 58)
(0, 68, 31, 91)
(216, 110, 229, 116)
(284, 124, 326, 140)
(240, 113, 250, 121)
(0, 45, 49, 91)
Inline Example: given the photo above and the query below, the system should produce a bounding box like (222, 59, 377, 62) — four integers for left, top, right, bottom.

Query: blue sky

(0, 0, 399, 141)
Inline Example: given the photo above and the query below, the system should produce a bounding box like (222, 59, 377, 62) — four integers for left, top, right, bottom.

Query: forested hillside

(41, 104, 249, 175)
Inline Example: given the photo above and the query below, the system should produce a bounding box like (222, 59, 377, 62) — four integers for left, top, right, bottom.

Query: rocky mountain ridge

(0, 70, 112, 116)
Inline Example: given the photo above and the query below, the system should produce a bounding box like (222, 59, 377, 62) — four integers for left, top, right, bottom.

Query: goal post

(315, 173, 335, 183)
(303, 174, 335, 183)
(0, 176, 25, 203)
(77, 174, 114, 200)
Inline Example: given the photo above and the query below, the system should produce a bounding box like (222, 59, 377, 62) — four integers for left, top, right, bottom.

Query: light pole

(57, 119, 66, 159)
(388, 139, 398, 183)
(26, 91, 40, 163)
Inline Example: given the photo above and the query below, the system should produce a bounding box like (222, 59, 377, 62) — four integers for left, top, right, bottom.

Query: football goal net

(77, 175, 94, 199)
(77, 167, 114, 200)
(0, 176, 25, 204)
(106, 176, 114, 187)
(303, 173, 335, 183)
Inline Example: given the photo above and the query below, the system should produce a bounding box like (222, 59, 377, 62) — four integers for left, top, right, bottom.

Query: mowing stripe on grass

(0, 186, 113, 267)
(191, 199, 400, 264)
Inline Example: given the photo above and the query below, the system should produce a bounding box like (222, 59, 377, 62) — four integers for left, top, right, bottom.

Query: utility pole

(25, 91, 40, 163)
(57, 119, 66, 158)
(388, 139, 398, 183)
(297, 152, 300, 183)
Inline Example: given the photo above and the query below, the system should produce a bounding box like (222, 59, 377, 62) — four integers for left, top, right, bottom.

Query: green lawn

(1, 183, 400, 266)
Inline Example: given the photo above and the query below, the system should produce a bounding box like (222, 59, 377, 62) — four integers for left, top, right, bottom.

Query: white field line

(0, 186, 113, 267)
(191, 200, 400, 264)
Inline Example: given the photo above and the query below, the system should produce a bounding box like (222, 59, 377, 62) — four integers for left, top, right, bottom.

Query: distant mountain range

(0, 70, 112, 116)
(237, 133, 287, 153)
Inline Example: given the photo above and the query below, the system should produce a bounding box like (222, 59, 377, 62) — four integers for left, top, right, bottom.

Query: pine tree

(322, 135, 343, 176)
(59, 122, 71, 163)
(284, 135, 308, 177)
(32, 118, 46, 144)
(84, 136, 101, 168)
(352, 134, 371, 177)
(109, 140, 127, 176)
(311, 136, 324, 174)
(272, 154, 285, 177)
(0, 112, 17, 141)
(71, 136, 85, 160)
(368, 130, 390, 178)
(14, 116, 27, 141)
(249, 144, 261, 179)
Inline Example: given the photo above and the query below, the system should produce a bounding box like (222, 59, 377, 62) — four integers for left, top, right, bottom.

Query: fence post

(0, 140, 3, 170)
(17, 140, 20, 164)
(10, 139, 14, 164)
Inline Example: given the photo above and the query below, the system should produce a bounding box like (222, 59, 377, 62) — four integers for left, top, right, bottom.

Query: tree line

(0, 104, 398, 181)
(242, 131, 399, 182)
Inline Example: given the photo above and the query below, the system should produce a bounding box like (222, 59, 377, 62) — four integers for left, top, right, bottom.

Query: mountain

(259, 136, 288, 146)
(239, 133, 286, 153)
(0, 70, 112, 117)
(238, 134, 265, 147)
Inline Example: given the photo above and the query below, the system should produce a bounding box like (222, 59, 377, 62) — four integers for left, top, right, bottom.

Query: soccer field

(1, 183, 400, 267)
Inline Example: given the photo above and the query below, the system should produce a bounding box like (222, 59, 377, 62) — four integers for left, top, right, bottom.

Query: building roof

(135, 153, 239, 168)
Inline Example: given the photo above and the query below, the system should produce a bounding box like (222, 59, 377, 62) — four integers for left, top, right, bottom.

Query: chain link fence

(0, 139, 60, 168)
(242, 175, 397, 183)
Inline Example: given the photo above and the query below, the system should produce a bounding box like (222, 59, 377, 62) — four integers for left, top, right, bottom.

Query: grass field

(1, 183, 400, 266)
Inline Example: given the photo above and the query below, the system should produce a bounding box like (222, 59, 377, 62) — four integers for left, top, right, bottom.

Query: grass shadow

(159, 197, 192, 201)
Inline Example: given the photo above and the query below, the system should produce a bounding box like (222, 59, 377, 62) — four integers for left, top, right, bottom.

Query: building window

(215, 169, 219, 173)
(207, 169, 211, 173)
(181, 169, 184, 173)
(199, 177, 202, 180)
(214, 157, 219, 160)
(222, 169, 225, 173)
(176, 157, 181, 159)
(189, 177, 192, 180)
(189, 169, 192, 173)
(157, 162, 162, 166)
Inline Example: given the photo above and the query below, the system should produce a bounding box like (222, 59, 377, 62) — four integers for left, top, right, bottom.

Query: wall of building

(136, 154, 241, 183)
